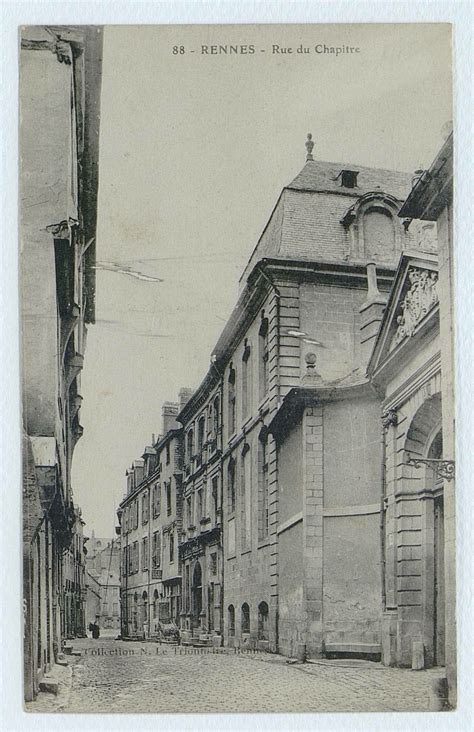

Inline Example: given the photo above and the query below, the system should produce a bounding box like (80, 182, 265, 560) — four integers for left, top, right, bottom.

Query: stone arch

(403, 392, 442, 484)
(341, 192, 403, 263)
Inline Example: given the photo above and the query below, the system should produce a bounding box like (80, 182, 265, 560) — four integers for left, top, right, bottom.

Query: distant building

(85, 533, 121, 631)
(63, 506, 87, 638)
(117, 400, 185, 639)
(20, 26, 102, 700)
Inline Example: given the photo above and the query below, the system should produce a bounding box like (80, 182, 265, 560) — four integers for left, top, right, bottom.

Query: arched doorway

(192, 561, 202, 628)
(427, 430, 445, 665)
(404, 394, 445, 667)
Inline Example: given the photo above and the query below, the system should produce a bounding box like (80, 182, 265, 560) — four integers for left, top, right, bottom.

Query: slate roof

(240, 159, 414, 286)
(288, 159, 412, 198)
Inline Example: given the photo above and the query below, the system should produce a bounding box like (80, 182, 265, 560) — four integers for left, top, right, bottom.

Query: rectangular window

(153, 483, 161, 518)
(197, 488, 203, 520)
(187, 495, 192, 527)
(210, 552, 217, 575)
(259, 316, 269, 401)
(241, 446, 252, 550)
(166, 441, 171, 465)
(258, 433, 270, 540)
(228, 458, 236, 514)
(212, 476, 219, 520)
(169, 531, 175, 563)
(152, 531, 161, 568)
(228, 366, 236, 436)
(142, 492, 149, 524)
(166, 481, 172, 516)
(142, 536, 148, 570)
(242, 341, 251, 419)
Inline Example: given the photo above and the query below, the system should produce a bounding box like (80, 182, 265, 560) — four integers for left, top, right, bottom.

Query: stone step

(39, 677, 59, 695)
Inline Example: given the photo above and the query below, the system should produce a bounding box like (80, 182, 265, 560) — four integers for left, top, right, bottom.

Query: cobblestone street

(27, 635, 444, 714)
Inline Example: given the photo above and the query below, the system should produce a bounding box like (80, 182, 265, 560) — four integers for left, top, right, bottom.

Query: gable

(368, 252, 439, 380)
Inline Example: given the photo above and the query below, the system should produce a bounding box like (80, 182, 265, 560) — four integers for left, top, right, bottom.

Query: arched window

(153, 589, 159, 619)
(227, 457, 236, 514)
(258, 601, 269, 640)
(241, 603, 250, 634)
(228, 365, 236, 436)
(259, 315, 269, 400)
(228, 605, 235, 636)
(363, 206, 396, 260)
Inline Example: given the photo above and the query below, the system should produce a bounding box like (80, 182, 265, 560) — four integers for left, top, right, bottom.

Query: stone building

(215, 141, 433, 657)
(369, 131, 455, 704)
(158, 137, 439, 659)
(20, 26, 102, 700)
(118, 400, 186, 639)
(85, 533, 121, 631)
(62, 505, 87, 639)
(178, 376, 223, 646)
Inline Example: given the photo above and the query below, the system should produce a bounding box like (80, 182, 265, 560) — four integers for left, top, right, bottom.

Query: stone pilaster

(302, 405, 324, 657)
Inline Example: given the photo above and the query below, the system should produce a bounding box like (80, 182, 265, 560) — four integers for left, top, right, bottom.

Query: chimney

(359, 262, 388, 367)
(162, 401, 179, 435)
(178, 387, 194, 414)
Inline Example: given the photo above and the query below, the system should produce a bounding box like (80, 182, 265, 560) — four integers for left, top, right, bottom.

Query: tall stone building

(20, 26, 102, 699)
(118, 400, 185, 639)
(85, 533, 121, 631)
(214, 142, 431, 657)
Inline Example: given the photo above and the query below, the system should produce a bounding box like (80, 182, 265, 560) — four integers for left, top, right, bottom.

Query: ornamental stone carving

(393, 268, 438, 346)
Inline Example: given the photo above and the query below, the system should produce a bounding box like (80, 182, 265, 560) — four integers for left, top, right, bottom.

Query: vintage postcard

(19, 23, 456, 714)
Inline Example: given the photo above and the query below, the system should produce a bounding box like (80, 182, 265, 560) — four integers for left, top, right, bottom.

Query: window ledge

(257, 540, 270, 550)
(241, 548, 252, 556)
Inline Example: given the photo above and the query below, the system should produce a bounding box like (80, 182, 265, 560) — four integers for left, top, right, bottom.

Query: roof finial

(305, 133, 314, 161)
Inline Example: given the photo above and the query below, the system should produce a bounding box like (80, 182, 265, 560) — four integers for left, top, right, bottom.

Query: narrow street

(27, 634, 443, 714)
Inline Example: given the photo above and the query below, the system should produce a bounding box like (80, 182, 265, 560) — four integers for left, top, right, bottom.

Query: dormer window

(339, 169, 359, 189)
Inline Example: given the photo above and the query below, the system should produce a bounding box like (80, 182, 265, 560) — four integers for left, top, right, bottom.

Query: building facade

(178, 375, 223, 646)
(389, 131, 455, 704)
(211, 147, 434, 657)
(20, 26, 102, 700)
(85, 533, 121, 631)
(62, 505, 87, 639)
(118, 400, 185, 639)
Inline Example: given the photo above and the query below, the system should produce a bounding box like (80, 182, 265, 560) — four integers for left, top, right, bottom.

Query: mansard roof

(240, 159, 413, 286)
(288, 159, 412, 198)
(367, 251, 439, 384)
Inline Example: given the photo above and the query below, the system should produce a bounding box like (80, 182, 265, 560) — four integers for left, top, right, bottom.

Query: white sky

(71, 24, 452, 537)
